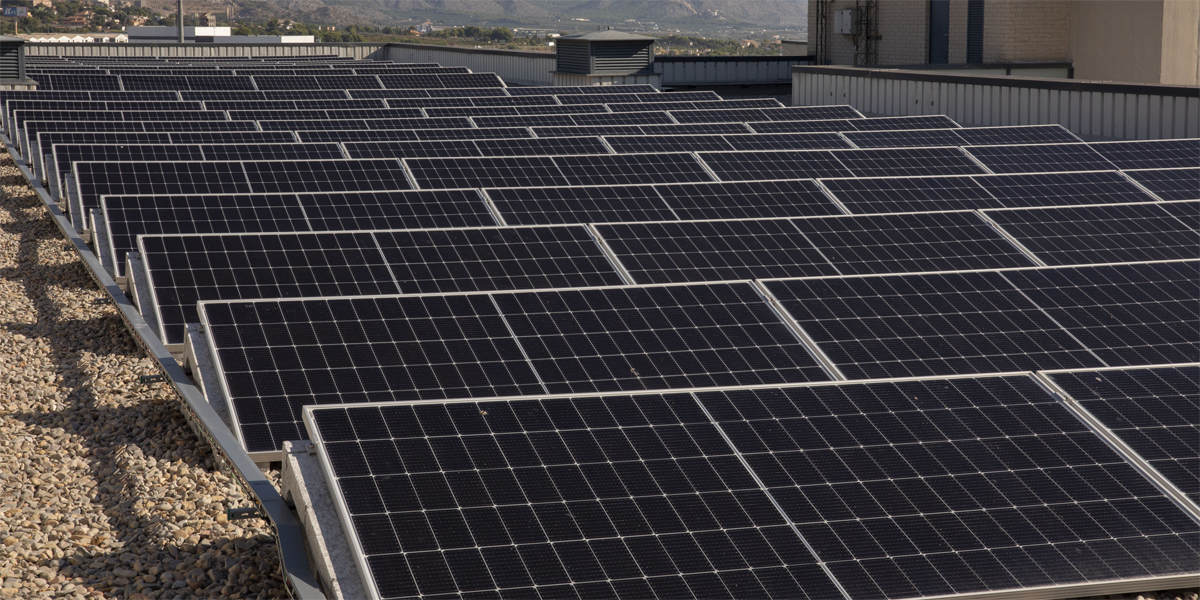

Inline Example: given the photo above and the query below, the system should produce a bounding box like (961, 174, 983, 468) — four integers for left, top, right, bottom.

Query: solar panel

(965, 143, 1117, 174)
(1089, 139, 1200, 170)
(790, 211, 1037, 274)
(304, 392, 846, 600)
(1122, 168, 1200, 201)
(557, 90, 721, 104)
(474, 112, 674, 129)
(831, 147, 986, 177)
(693, 375, 1200, 599)
(77, 159, 409, 212)
(120, 75, 256, 91)
(703, 147, 984, 181)
(974, 171, 1157, 206)
(506, 84, 658, 96)
(252, 75, 383, 90)
(605, 133, 851, 154)
(1002, 261, 1199, 366)
(673, 106, 863, 124)
(298, 190, 499, 232)
(982, 203, 1200, 265)
(54, 143, 343, 198)
(141, 232, 403, 344)
(342, 137, 609, 160)
(257, 117, 473, 132)
(1155, 200, 1200, 229)
(608, 98, 782, 113)
(1048, 365, 1199, 503)
(532, 123, 752, 137)
(655, 180, 843, 220)
(842, 129, 965, 149)
(380, 73, 505, 89)
(226, 109, 424, 121)
(179, 91, 268, 101)
(241, 159, 411, 194)
(424, 105, 609, 118)
(374, 226, 626, 293)
(700, 150, 854, 180)
(35, 74, 121, 90)
(846, 115, 961, 130)
(203, 99, 385, 111)
(487, 185, 679, 226)
(405, 153, 713, 190)
(23, 120, 260, 159)
(5, 100, 203, 126)
(201, 281, 831, 451)
(595, 220, 839, 284)
(763, 270, 1105, 379)
(819, 176, 999, 214)
(953, 124, 1082, 146)
(349, 88, 511, 99)
(296, 128, 533, 143)
(384, 95, 556, 108)
(103, 190, 497, 278)
(746, 119, 859, 134)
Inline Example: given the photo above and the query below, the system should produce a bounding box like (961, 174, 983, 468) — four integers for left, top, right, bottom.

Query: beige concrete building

(808, 0, 1200, 85)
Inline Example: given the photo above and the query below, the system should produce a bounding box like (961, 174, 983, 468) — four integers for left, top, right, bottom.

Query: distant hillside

(227, 0, 806, 30)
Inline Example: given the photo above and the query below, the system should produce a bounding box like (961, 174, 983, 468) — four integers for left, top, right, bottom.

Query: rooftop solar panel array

(13, 57, 1199, 600)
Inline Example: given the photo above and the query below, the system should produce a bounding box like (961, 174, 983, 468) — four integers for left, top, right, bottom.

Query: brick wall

(811, 0, 1071, 66)
(983, 0, 1072, 62)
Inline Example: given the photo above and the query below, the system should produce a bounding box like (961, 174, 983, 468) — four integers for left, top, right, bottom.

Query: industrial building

(808, 0, 1200, 85)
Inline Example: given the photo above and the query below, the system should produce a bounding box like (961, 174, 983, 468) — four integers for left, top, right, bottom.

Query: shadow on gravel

(1, 158, 287, 599)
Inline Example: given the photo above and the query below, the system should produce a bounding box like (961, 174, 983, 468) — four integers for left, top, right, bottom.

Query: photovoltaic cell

(763, 270, 1105, 380)
(296, 190, 499, 231)
(201, 281, 830, 451)
(700, 151, 854, 181)
(1049, 365, 1199, 503)
(343, 137, 609, 160)
(594, 220, 839, 284)
(406, 154, 712, 190)
(374, 226, 626, 293)
(1122, 168, 1200, 201)
(820, 176, 999, 214)
(1003, 261, 1200, 366)
(1088, 139, 1200, 170)
(74, 161, 254, 212)
(697, 375, 1200, 600)
(654, 180, 843, 220)
(983, 203, 1200, 265)
(241, 159, 411, 194)
(487, 185, 679, 226)
(790, 211, 1037, 275)
(953, 125, 1082, 146)
(974, 172, 1157, 207)
(829, 147, 985, 178)
(1155, 200, 1200, 230)
(306, 393, 844, 600)
(965, 144, 1117, 174)
(843, 129, 964, 149)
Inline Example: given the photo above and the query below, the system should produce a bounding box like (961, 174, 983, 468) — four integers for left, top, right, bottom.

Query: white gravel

(0, 153, 287, 599)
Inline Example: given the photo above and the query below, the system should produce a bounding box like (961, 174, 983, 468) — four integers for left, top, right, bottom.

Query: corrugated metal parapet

(792, 64, 1200, 140)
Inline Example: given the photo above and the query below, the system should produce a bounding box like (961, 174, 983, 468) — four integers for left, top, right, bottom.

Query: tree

(488, 27, 513, 42)
(463, 25, 481, 38)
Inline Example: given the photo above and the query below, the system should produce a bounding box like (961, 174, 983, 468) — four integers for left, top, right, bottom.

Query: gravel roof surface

(0, 153, 286, 600)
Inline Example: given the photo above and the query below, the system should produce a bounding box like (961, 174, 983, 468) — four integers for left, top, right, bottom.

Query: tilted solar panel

(763, 269, 1106, 380)
(532, 123, 752, 137)
(982, 203, 1200, 265)
(1003, 261, 1199, 366)
(406, 153, 713, 190)
(953, 124, 1082, 146)
(595, 219, 839, 284)
(257, 117, 473, 131)
(965, 143, 1117, 173)
(1048, 365, 1199, 503)
(506, 84, 658, 96)
(120, 75, 256, 91)
(820, 176, 999, 214)
(487, 185, 679, 226)
(1122, 168, 1200, 201)
(241, 159, 411, 194)
(200, 281, 832, 451)
(831, 147, 986, 178)
(654, 180, 842, 220)
(342, 137, 609, 160)
(1088, 139, 1200, 170)
(974, 172, 1157, 206)
(1155, 199, 1200, 229)
(557, 90, 720, 104)
(296, 128, 533, 143)
(305, 392, 847, 600)
(103, 190, 497, 278)
(842, 129, 964, 149)
(349, 88, 510, 99)
(607, 98, 782, 113)
(790, 211, 1037, 275)
(252, 75, 383, 90)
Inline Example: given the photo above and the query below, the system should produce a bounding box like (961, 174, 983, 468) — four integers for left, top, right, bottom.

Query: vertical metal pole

(178, 0, 184, 43)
